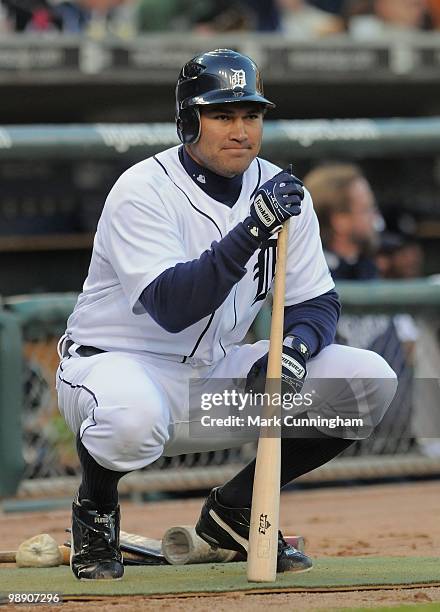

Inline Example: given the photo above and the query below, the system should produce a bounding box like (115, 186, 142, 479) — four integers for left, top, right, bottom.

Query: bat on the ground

(122, 526, 304, 565)
(0, 536, 163, 567)
(0, 531, 166, 567)
(0, 551, 16, 563)
(247, 215, 290, 582)
(0, 527, 304, 567)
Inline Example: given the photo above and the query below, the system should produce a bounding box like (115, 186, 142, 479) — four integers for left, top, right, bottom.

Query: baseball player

(56, 49, 397, 580)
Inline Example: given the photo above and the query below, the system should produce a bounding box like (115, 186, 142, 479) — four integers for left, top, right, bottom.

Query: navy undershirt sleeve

(284, 289, 341, 358)
(140, 222, 261, 333)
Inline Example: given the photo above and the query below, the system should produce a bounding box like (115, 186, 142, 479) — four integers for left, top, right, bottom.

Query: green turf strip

(347, 605, 440, 612)
(1, 557, 439, 598)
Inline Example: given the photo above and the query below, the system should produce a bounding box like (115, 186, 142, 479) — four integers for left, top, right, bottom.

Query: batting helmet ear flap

(176, 106, 201, 145)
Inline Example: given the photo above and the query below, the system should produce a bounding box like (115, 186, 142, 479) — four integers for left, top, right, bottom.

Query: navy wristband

(284, 335, 311, 361)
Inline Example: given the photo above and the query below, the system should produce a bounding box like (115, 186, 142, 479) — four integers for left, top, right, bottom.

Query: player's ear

(177, 107, 201, 145)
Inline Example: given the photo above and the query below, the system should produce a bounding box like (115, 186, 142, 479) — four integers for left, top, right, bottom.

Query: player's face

(186, 103, 264, 178)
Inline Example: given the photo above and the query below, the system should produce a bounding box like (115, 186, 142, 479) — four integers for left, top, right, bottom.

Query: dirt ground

(1, 481, 440, 610)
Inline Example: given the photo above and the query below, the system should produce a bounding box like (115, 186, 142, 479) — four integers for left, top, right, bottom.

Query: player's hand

(249, 169, 304, 237)
(245, 336, 309, 396)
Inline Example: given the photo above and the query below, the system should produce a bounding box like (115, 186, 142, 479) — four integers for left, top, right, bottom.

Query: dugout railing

(2, 118, 440, 161)
(0, 279, 440, 499)
(1, 118, 440, 299)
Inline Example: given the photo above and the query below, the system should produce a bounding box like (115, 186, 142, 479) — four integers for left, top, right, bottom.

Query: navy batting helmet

(175, 49, 275, 145)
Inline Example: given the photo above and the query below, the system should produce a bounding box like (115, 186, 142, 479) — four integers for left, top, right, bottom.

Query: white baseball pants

(56, 341, 397, 472)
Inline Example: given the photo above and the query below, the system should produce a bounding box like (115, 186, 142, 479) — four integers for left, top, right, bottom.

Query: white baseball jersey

(66, 145, 334, 365)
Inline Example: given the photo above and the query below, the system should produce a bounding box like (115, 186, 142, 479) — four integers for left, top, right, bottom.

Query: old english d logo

(230, 68, 246, 89)
(252, 239, 277, 305)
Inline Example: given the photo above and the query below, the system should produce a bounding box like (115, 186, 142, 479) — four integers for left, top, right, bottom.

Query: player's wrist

(283, 335, 311, 363)
(242, 216, 271, 244)
(281, 338, 309, 395)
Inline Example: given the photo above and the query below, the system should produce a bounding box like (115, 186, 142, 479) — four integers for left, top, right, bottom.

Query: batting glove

(245, 335, 310, 396)
(246, 169, 304, 240)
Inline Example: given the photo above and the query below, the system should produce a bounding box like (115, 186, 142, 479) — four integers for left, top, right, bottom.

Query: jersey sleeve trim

(130, 268, 173, 314)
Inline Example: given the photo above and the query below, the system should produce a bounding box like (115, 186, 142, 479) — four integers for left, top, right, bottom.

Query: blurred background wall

(1, 0, 440, 294)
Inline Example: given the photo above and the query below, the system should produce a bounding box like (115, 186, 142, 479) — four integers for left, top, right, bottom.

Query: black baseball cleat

(71, 498, 124, 580)
(195, 487, 313, 573)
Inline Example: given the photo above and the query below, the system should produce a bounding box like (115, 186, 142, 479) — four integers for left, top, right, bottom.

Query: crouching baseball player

(56, 49, 398, 580)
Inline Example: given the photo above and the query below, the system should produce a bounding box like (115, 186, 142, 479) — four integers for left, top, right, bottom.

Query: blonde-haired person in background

(303, 162, 382, 280)
(305, 161, 422, 458)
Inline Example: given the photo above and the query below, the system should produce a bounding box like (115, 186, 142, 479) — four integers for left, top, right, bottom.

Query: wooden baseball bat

(0, 533, 304, 566)
(247, 219, 290, 583)
(0, 551, 17, 563)
(0, 546, 70, 566)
